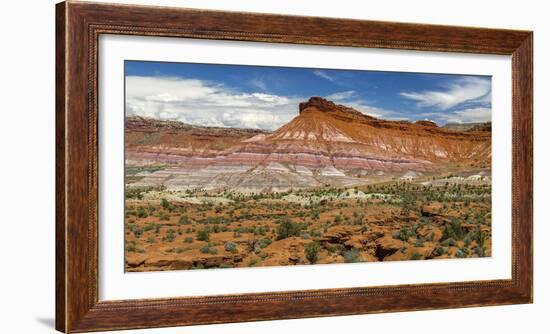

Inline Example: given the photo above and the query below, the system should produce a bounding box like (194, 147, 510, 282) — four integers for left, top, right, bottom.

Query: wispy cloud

(126, 76, 303, 131)
(420, 107, 491, 124)
(249, 78, 268, 91)
(400, 77, 491, 110)
(312, 70, 337, 82)
(325, 90, 356, 101)
(324, 90, 404, 120)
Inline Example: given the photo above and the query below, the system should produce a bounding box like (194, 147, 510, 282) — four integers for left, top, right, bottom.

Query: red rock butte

(125, 97, 491, 192)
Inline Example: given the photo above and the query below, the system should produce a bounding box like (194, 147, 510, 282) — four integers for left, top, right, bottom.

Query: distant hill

(443, 122, 491, 132)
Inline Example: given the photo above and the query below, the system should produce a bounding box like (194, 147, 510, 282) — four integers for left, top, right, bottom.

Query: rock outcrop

(125, 97, 491, 192)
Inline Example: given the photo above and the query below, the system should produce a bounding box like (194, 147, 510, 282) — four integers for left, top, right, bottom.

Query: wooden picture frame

(56, 1, 533, 332)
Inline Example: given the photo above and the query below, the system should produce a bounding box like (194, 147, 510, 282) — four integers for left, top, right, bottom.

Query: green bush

(164, 229, 176, 242)
(248, 257, 259, 267)
(455, 247, 469, 258)
(200, 244, 218, 254)
(224, 242, 237, 253)
(258, 238, 272, 249)
(310, 209, 320, 221)
(196, 228, 210, 241)
(410, 252, 422, 260)
(184, 236, 193, 243)
(442, 219, 466, 241)
(305, 241, 320, 264)
(132, 227, 143, 238)
(440, 238, 456, 247)
(433, 246, 448, 256)
(178, 215, 190, 225)
(161, 198, 170, 210)
(136, 207, 148, 218)
(395, 227, 416, 241)
(343, 249, 361, 263)
(276, 220, 304, 240)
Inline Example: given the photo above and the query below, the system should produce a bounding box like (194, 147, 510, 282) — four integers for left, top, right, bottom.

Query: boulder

(421, 204, 443, 217)
(416, 225, 443, 242)
(169, 259, 193, 270)
(318, 227, 355, 245)
(375, 236, 402, 260)
(126, 254, 146, 268)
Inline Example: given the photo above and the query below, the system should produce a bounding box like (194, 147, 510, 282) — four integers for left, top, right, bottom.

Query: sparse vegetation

(125, 169, 491, 272)
(305, 241, 320, 264)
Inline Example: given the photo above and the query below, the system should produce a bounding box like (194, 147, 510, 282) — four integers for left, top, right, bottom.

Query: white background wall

(0, 0, 547, 333)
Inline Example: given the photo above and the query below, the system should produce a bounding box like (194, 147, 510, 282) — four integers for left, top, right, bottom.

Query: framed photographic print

(56, 1, 532, 332)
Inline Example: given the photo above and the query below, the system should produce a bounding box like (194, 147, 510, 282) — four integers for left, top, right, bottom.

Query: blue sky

(125, 60, 492, 131)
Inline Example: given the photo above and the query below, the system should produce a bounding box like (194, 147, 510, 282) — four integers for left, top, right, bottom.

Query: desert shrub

(200, 244, 217, 254)
(440, 238, 456, 247)
(410, 252, 422, 260)
(218, 263, 233, 269)
(164, 229, 176, 242)
(161, 198, 170, 210)
(143, 223, 155, 232)
(343, 249, 361, 263)
(248, 257, 259, 267)
(257, 226, 267, 236)
(474, 246, 485, 257)
(325, 244, 337, 254)
(258, 238, 272, 249)
(178, 215, 190, 225)
(132, 227, 143, 238)
(184, 236, 193, 243)
(310, 229, 321, 237)
(136, 207, 148, 218)
(456, 247, 469, 258)
(474, 228, 487, 247)
(395, 227, 416, 241)
(433, 246, 448, 256)
(192, 263, 205, 270)
(442, 219, 466, 241)
(196, 228, 210, 241)
(311, 209, 320, 220)
(146, 236, 156, 244)
(125, 242, 138, 252)
(276, 220, 304, 240)
(224, 242, 237, 253)
(463, 233, 473, 247)
(305, 241, 320, 264)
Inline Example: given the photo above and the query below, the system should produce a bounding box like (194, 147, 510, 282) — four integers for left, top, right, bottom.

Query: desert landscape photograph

(124, 61, 492, 272)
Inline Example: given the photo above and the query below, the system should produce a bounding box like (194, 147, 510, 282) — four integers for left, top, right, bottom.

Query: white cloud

(249, 78, 268, 91)
(312, 70, 336, 82)
(325, 90, 356, 101)
(420, 107, 491, 124)
(400, 77, 491, 110)
(126, 76, 302, 131)
(324, 90, 404, 120)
